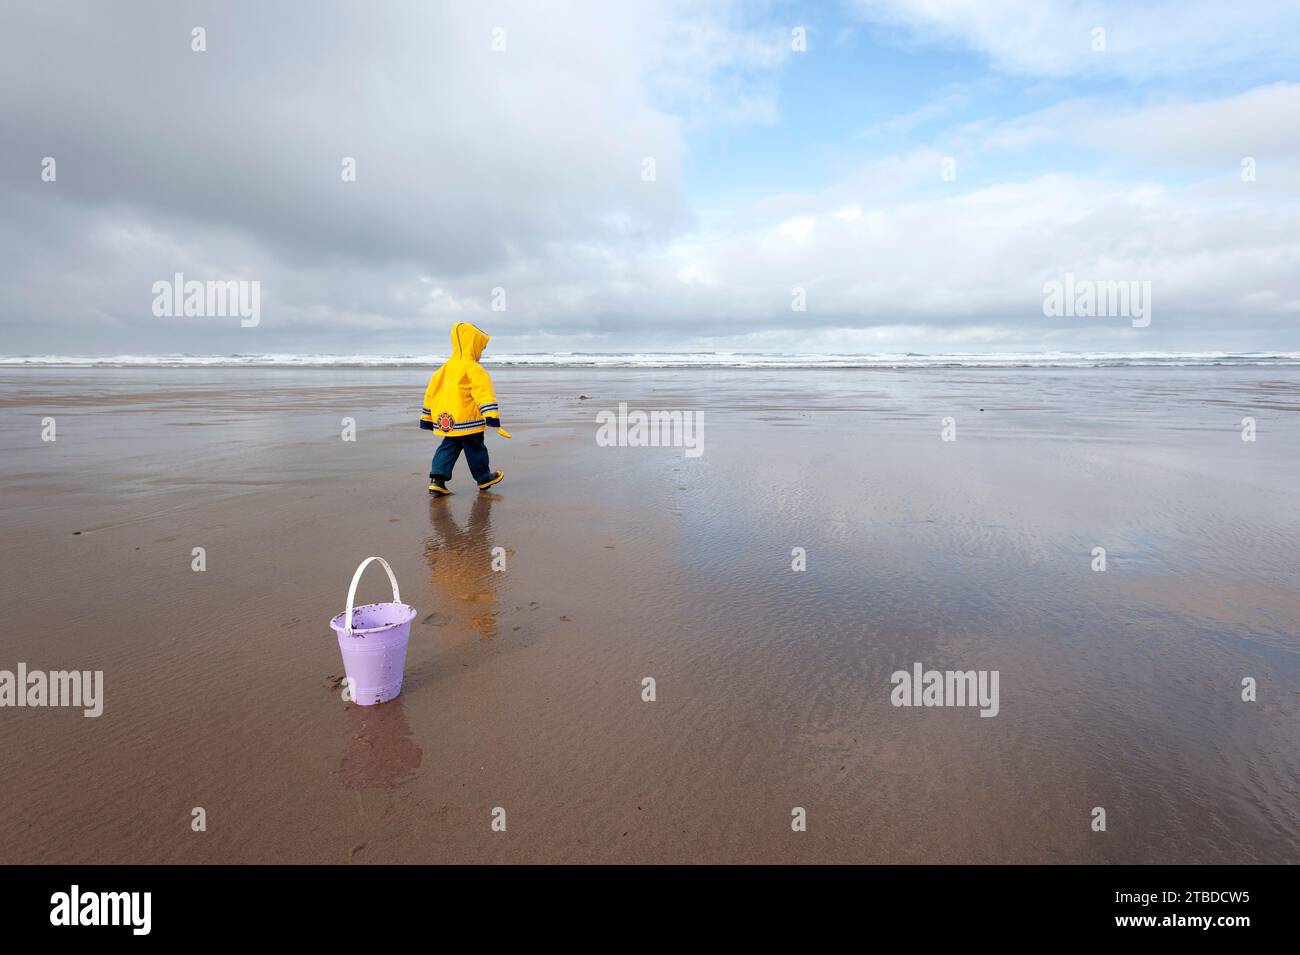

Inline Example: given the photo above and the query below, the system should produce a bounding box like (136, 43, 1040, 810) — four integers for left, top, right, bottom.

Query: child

(420, 322, 505, 494)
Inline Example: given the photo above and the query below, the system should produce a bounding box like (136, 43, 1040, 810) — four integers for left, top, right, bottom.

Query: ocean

(3, 351, 1300, 369)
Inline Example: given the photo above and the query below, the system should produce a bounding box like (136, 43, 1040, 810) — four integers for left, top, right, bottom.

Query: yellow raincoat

(419, 323, 499, 437)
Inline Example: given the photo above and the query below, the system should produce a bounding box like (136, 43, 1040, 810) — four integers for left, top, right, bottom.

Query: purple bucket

(328, 557, 417, 706)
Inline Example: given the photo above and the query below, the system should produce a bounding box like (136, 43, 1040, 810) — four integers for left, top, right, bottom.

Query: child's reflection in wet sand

(424, 493, 502, 641)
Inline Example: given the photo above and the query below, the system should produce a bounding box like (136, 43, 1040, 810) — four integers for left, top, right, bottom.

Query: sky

(1, 0, 1298, 356)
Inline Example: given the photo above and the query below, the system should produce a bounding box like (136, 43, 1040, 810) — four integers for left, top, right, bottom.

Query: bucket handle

(343, 556, 402, 634)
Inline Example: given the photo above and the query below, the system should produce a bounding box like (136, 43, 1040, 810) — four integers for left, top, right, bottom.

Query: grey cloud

(1, 1, 1299, 356)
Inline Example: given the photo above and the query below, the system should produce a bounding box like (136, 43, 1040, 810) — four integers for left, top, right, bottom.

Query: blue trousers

(430, 432, 491, 482)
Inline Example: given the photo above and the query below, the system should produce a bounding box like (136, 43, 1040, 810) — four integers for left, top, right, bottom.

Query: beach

(0, 364, 1296, 864)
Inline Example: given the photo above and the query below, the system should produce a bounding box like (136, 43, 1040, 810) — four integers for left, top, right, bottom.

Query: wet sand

(0, 366, 1297, 863)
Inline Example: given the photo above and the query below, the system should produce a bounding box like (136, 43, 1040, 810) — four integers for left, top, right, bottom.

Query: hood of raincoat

(420, 323, 499, 437)
(451, 323, 490, 362)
